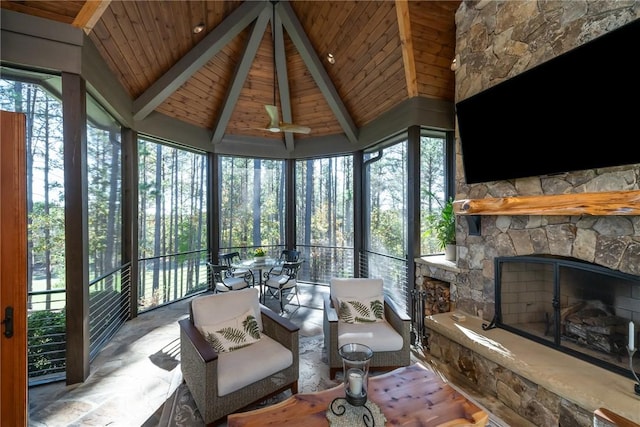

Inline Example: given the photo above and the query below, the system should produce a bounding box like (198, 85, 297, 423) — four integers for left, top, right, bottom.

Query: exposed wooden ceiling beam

(133, 1, 265, 122)
(211, 5, 271, 145)
(1, 2, 74, 24)
(278, 1, 358, 144)
(72, 0, 111, 35)
(395, 0, 418, 98)
(273, 4, 295, 152)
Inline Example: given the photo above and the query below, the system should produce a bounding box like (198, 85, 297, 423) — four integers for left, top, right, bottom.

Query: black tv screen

(456, 19, 640, 184)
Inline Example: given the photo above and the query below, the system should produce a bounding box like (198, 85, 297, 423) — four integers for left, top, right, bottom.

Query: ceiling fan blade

(264, 105, 280, 131)
(262, 104, 311, 134)
(279, 123, 311, 134)
(255, 127, 283, 133)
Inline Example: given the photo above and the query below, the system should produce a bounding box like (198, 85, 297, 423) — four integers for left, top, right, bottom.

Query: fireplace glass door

(495, 255, 639, 379)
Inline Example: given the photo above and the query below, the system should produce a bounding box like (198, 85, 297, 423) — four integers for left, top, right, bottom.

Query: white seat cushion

(330, 278, 383, 298)
(232, 267, 252, 275)
(337, 320, 403, 352)
(192, 288, 262, 331)
(215, 277, 248, 292)
(330, 278, 384, 309)
(217, 334, 293, 396)
(265, 275, 297, 290)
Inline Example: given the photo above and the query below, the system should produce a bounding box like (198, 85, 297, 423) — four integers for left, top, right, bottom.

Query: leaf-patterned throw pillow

(337, 296, 385, 324)
(199, 309, 261, 352)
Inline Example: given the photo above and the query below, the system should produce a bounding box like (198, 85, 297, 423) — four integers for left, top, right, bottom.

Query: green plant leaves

(338, 301, 355, 323)
(217, 326, 247, 344)
(371, 299, 384, 319)
(203, 313, 262, 352)
(242, 315, 260, 340)
(205, 332, 226, 353)
(338, 298, 385, 323)
(426, 198, 456, 250)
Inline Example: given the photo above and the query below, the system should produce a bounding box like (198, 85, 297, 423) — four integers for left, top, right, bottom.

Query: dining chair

(218, 251, 255, 286)
(268, 249, 301, 276)
(280, 249, 300, 262)
(207, 263, 251, 293)
(263, 260, 304, 313)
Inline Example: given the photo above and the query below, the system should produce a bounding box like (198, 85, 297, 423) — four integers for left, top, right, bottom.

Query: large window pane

(219, 157, 285, 256)
(364, 141, 408, 310)
(296, 155, 354, 283)
(138, 138, 208, 311)
(87, 94, 122, 279)
(366, 142, 407, 258)
(86, 93, 130, 360)
(1, 72, 67, 382)
(420, 134, 447, 255)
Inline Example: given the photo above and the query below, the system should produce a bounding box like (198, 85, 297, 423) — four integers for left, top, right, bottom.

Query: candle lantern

(628, 321, 640, 396)
(338, 343, 373, 406)
(329, 343, 377, 425)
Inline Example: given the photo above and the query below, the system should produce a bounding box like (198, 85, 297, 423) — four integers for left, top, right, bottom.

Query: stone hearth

(425, 312, 640, 426)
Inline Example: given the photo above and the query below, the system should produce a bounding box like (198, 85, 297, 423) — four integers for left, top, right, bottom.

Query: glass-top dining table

(232, 257, 277, 303)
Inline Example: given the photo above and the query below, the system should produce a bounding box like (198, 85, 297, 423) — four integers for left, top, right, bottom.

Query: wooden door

(0, 110, 28, 426)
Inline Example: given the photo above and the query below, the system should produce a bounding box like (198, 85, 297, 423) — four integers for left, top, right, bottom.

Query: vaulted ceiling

(0, 0, 460, 153)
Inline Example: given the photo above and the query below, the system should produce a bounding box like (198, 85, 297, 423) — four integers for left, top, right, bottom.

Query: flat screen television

(455, 19, 640, 184)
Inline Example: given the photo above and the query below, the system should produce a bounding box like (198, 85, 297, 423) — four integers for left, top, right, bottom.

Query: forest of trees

(1, 77, 446, 309)
(219, 157, 284, 251)
(1, 78, 127, 379)
(218, 137, 445, 285)
(1, 79, 66, 309)
(1, 72, 447, 381)
(138, 138, 208, 310)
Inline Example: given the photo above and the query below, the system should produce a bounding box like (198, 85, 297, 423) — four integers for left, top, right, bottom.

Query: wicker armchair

(179, 288, 299, 425)
(323, 278, 411, 379)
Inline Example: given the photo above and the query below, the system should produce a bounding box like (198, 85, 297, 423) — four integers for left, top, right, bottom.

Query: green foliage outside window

(27, 310, 66, 377)
(426, 198, 456, 250)
(420, 135, 447, 255)
(366, 143, 407, 258)
(219, 157, 285, 253)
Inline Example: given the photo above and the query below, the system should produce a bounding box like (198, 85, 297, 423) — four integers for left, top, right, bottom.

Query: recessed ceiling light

(326, 53, 335, 64)
(193, 23, 205, 34)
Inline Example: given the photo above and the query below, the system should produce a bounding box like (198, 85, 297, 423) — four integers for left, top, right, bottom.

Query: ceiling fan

(262, 105, 311, 134)
(258, 1, 310, 135)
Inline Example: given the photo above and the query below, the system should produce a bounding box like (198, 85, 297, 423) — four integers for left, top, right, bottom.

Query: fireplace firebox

(487, 255, 640, 380)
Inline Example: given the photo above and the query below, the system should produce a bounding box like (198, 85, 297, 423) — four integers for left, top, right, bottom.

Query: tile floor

(28, 284, 326, 427)
(27, 283, 526, 427)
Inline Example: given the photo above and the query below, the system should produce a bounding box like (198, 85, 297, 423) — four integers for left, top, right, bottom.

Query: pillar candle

(348, 369, 363, 396)
(630, 321, 635, 350)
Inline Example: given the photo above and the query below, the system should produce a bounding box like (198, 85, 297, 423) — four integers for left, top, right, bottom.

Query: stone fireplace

(414, 2, 640, 426)
(493, 255, 640, 380)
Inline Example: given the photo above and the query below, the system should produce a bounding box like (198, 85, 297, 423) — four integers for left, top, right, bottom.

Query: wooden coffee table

(227, 363, 488, 427)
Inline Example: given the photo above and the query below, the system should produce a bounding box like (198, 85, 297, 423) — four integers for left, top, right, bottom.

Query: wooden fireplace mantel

(453, 190, 640, 216)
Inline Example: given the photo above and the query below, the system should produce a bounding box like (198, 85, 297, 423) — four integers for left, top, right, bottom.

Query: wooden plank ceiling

(1, 0, 460, 150)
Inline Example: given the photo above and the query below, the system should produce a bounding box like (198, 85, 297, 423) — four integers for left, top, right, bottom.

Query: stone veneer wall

(449, 0, 640, 320)
(428, 330, 594, 426)
(417, 2, 640, 425)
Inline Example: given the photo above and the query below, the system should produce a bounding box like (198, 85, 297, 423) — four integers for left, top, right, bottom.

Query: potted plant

(429, 198, 457, 261)
(253, 247, 266, 263)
